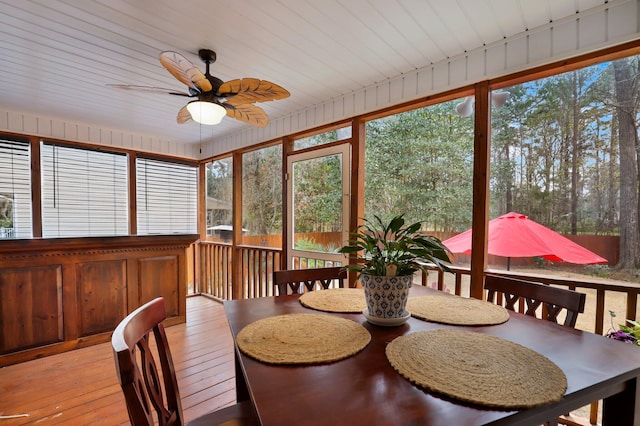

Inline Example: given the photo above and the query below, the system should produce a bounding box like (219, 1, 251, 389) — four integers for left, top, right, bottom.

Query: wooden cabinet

(0, 234, 198, 366)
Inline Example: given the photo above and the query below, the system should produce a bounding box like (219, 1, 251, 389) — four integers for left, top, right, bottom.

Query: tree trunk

(613, 59, 640, 269)
(607, 117, 617, 233)
(571, 72, 580, 235)
(505, 144, 513, 212)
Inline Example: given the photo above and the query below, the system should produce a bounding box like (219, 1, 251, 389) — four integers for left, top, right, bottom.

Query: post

(470, 82, 491, 300)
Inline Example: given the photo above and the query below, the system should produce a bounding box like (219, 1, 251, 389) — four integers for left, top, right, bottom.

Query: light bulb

(186, 101, 226, 125)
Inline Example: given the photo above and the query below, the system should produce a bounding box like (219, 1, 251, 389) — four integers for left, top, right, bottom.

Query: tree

(613, 57, 640, 268)
(206, 158, 233, 226)
(242, 146, 282, 235)
(364, 102, 474, 232)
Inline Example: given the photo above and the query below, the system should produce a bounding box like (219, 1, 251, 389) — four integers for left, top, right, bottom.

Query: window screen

(41, 143, 129, 237)
(136, 158, 197, 234)
(0, 138, 32, 239)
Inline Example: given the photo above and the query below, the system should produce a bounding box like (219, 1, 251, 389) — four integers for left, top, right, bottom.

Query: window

(242, 145, 282, 247)
(136, 158, 197, 234)
(205, 158, 233, 242)
(293, 126, 352, 151)
(488, 59, 624, 274)
(41, 143, 128, 237)
(0, 138, 32, 239)
(364, 100, 474, 231)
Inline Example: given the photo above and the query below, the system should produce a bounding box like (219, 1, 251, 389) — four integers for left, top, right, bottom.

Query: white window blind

(0, 138, 32, 239)
(41, 143, 129, 237)
(136, 158, 197, 234)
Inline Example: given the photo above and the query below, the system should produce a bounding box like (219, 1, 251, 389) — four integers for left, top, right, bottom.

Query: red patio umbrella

(442, 212, 607, 269)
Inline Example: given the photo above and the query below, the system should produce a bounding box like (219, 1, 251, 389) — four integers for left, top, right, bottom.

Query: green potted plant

(339, 214, 452, 325)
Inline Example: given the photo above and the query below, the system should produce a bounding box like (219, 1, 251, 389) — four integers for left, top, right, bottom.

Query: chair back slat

(273, 267, 347, 295)
(485, 274, 586, 328)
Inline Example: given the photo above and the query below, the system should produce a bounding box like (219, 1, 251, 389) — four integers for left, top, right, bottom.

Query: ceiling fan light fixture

(455, 97, 474, 117)
(455, 91, 509, 117)
(186, 101, 226, 125)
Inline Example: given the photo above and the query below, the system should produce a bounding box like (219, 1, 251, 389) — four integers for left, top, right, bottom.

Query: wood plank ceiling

(0, 0, 610, 152)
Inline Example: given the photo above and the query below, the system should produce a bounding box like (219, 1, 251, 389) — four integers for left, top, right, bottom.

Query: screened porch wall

(207, 0, 640, 157)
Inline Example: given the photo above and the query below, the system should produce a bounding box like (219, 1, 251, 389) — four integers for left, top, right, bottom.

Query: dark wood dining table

(223, 285, 640, 425)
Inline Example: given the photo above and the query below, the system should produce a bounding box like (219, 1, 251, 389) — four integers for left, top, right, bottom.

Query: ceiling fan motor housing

(198, 49, 224, 93)
(198, 49, 216, 64)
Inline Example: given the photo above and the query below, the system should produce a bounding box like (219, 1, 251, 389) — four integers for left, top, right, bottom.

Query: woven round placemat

(386, 329, 567, 409)
(407, 295, 510, 326)
(299, 288, 366, 313)
(236, 313, 371, 364)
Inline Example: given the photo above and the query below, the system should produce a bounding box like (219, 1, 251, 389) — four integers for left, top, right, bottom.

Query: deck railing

(197, 242, 639, 331)
(419, 264, 640, 335)
(198, 241, 281, 300)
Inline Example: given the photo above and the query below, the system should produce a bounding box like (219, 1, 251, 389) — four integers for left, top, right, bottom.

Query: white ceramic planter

(361, 274, 412, 325)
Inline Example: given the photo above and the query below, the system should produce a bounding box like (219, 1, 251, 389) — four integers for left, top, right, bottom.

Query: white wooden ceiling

(0, 0, 614, 151)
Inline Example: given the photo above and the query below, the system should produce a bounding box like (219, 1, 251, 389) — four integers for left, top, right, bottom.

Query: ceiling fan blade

(219, 78, 290, 105)
(107, 84, 191, 96)
(159, 51, 213, 93)
(177, 105, 193, 124)
(224, 103, 269, 127)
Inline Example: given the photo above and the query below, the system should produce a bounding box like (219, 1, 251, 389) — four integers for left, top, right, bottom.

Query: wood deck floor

(0, 296, 238, 425)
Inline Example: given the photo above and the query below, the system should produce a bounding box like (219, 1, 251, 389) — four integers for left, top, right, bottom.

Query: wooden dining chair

(485, 275, 588, 426)
(484, 274, 586, 328)
(273, 266, 347, 295)
(111, 297, 258, 426)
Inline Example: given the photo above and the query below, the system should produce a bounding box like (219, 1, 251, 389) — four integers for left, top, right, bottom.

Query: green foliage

(607, 310, 640, 346)
(618, 318, 640, 343)
(489, 63, 623, 238)
(583, 264, 612, 278)
(242, 146, 282, 235)
(364, 102, 474, 232)
(206, 158, 233, 227)
(293, 155, 342, 233)
(338, 214, 452, 276)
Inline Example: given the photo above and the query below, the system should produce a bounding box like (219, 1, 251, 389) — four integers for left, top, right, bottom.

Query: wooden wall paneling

(0, 110, 199, 159)
(432, 62, 450, 91)
(467, 50, 486, 82)
(0, 265, 63, 354)
(449, 56, 468, 87)
(126, 253, 139, 317)
(0, 234, 196, 366)
(62, 261, 78, 342)
(177, 249, 187, 320)
(76, 260, 127, 337)
(506, 37, 528, 70)
(609, 1, 638, 40)
(553, 20, 579, 58)
(137, 255, 180, 318)
(578, 10, 607, 49)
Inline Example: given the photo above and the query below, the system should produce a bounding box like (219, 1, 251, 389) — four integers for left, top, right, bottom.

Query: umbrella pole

(507, 257, 511, 271)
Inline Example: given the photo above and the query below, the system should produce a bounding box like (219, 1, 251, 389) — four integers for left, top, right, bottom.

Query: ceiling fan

(108, 49, 289, 127)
